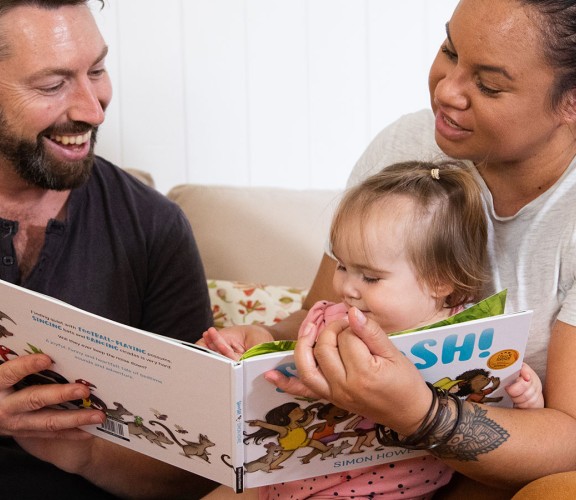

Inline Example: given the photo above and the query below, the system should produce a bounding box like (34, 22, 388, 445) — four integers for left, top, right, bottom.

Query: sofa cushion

(168, 184, 339, 288)
(208, 279, 307, 329)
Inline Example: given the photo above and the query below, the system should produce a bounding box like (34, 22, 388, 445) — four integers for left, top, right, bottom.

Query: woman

(203, 0, 576, 495)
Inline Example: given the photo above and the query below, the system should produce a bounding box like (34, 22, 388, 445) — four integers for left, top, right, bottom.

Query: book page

(0, 280, 241, 488)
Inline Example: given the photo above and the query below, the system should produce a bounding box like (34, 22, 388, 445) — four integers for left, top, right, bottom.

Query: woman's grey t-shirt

(347, 109, 576, 380)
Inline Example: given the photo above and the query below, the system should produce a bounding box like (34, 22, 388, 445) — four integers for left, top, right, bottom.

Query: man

(0, 1, 216, 497)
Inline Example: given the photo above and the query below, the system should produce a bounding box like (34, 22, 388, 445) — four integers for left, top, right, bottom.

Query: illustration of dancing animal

(106, 402, 133, 421)
(244, 442, 283, 473)
(127, 417, 174, 448)
(220, 442, 283, 473)
(150, 421, 215, 462)
(320, 440, 352, 460)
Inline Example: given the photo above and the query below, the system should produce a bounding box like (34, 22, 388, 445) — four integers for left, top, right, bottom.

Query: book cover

(0, 281, 532, 491)
(0, 279, 243, 488)
(238, 292, 531, 488)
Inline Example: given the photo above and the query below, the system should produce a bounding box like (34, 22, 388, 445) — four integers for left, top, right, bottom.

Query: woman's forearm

(432, 403, 576, 488)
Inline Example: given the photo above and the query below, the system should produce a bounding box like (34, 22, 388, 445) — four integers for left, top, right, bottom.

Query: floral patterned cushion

(207, 279, 308, 329)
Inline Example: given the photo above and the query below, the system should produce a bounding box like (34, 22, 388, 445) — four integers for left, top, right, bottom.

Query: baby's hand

(505, 363, 544, 409)
(201, 325, 274, 361)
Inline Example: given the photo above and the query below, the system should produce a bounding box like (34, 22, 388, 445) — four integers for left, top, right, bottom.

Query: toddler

(204, 160, 543, 500)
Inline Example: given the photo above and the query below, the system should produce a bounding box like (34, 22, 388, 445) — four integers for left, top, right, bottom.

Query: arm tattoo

(430, 400, 510, 461)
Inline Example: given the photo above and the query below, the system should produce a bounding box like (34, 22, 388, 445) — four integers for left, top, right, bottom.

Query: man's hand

(0, 353, 105, 439)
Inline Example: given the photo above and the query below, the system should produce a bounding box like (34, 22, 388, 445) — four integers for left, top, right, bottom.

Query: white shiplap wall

(93, 1, 459, 194)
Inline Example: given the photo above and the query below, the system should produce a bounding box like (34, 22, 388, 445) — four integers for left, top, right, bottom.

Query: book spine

(232, 362, 245, 492)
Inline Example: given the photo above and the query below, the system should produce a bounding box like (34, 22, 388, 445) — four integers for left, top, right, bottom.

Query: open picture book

(0, 280, 532, 492)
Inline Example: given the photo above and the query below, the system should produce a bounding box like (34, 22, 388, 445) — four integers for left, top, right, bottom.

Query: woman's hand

(200, 325, 275, 360)
(289, 307, 433, 436)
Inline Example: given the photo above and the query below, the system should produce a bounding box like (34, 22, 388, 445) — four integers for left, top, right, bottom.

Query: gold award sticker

(488, 349, 520, 370)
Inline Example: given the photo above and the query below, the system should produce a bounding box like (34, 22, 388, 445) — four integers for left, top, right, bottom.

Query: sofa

(127, 169, 573, 499)
(127, 169, 337, 327)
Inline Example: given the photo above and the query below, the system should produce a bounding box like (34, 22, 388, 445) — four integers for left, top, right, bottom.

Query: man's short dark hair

(0, 0, 103, 16)
(0, 0, 104, 59)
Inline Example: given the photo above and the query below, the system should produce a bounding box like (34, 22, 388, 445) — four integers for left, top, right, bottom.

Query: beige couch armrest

(123, 168, 156, 188)
(167, 184, 339, 288)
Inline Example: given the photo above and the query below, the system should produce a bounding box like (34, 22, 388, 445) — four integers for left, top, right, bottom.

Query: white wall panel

(95, 0, 460, 194)
(91, 1, 122, 167)
(245, 0, 309, 188)
(367, 1, 430, 137)
(308, 0, 369, 190)
(425, 2, 456, 63)
(183, 0, 249, 187)
(366, 1, 455, 140)
(107, 0, 188, 193)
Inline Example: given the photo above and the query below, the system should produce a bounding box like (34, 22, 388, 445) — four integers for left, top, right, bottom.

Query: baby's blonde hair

(330, 160, 487, 307)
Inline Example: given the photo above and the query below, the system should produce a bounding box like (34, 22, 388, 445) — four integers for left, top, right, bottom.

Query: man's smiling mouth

(49, 131, 91, 146)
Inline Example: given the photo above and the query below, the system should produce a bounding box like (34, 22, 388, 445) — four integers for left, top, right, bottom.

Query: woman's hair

(330, 160, 487, 308)
(519, 0, 576, 110)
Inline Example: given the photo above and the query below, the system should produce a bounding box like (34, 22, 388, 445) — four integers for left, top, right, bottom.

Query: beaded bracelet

(375, 383, 462, 451)
(438, 389, 463, 446)
(403, 384, 443, 446)
(375, 382, 438, 449)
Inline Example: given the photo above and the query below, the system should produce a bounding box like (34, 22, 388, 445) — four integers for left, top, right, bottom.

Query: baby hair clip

(430, 168, 440, 180)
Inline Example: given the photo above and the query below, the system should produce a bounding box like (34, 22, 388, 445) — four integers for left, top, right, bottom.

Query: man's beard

(0, 113, 97, 191)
